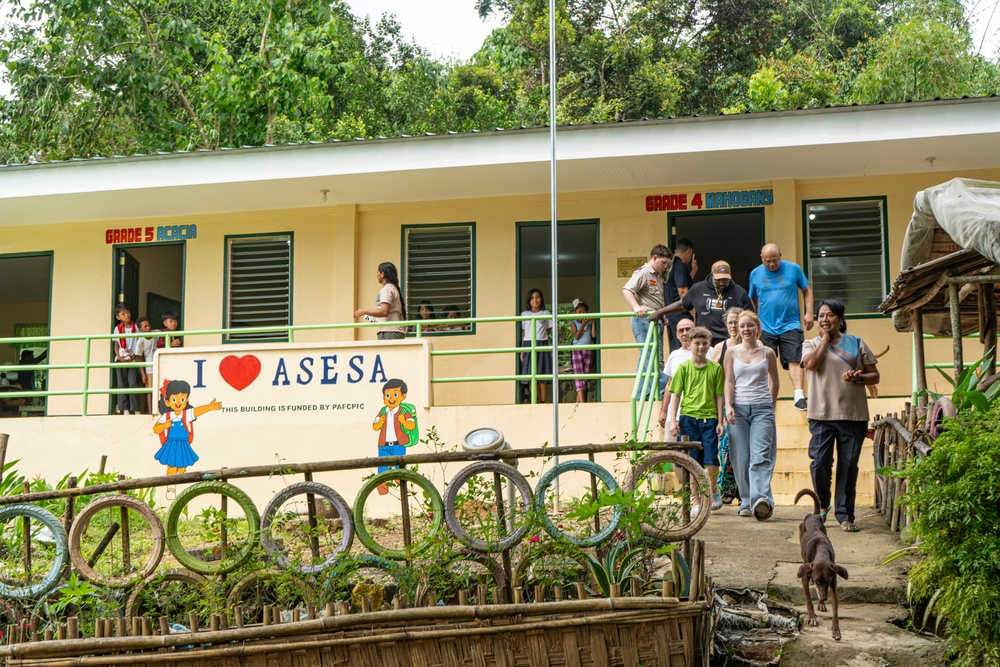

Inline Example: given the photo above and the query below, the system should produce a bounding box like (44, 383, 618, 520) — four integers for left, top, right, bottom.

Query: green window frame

(802, 197, 889, 316)
(223, 233, 293, 342)
(401, 223, 476, 335)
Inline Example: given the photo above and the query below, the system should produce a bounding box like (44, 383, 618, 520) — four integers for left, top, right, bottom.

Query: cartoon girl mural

(153, 379, 222, 475)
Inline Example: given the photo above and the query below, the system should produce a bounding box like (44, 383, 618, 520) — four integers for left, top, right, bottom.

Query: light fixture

(820, 249, 827, 257)
(808, 213, 816, 220)
(463, 427, 506, 452)
(926, 157, 936, 171)
(320, 188, 330, 202)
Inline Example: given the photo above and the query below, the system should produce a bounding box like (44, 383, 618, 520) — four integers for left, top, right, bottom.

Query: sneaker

(690, 504, 702, 519)
(794, 397, 808, 411)
(710, 493, 723, 511)
(738, 508, 752, 517)
(753, 498, 774, 521)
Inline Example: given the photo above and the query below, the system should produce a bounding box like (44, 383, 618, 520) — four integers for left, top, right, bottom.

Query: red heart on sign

(219, 355, 261, 391)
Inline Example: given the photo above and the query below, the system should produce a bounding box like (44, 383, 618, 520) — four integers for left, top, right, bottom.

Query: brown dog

(794, 489, 849, 640)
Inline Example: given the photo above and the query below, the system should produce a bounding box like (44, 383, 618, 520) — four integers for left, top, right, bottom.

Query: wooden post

(399, 476, 412, 555)
(98, 455, 107, 475)
(262, 605, 272, 626)
(219, 468, 228, 562)
(235, 606, 245, 629)
(64, 476, 77, 534)
(983, 283, 997, 378)
(119, 474, 131, 576)
(492, 470, 513, 602)
(587, 452, 601, 535)
(22, 481, 31, 578)
(67, 618, 79, 640)
(949, 282, 964, 384)
(141, 617, 152, 637)
(361, 596, 372, 613)
(85, 522, 120, 568)
(158, 616, 170, 636)
(116, 618, 126, 638)
(575, 582, 586, 600)
(913, 308, 928, 411)
(0, 434, 8, 481)
(188, 612, 199, 633)
(324, 603, 335, 618)
(553, 585, 563, 601)
(477, 583, 488, 606)
(338, 601, 349, 617)
(458, 590, 470, 606)
(210, 615, 220, 632)
(303, 472, 321, 563)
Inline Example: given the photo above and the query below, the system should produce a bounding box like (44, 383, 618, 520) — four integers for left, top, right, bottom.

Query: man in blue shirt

(749, 244, 814, 411)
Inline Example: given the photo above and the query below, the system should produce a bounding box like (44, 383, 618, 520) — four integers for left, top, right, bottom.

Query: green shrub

(900, 404, 1000, 666)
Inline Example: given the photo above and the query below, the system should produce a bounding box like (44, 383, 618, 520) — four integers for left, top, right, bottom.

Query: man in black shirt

(662, 238, 697, 353)
(653, 260, 753, 346)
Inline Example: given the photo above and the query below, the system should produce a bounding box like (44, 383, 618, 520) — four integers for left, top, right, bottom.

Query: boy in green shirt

(661, 326, 725, 511)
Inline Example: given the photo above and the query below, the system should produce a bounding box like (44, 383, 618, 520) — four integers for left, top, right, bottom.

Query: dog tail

(794, 488, 821, 515)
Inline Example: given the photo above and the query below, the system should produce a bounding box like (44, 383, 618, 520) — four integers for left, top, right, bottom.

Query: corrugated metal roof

(3, 95, 995, 171)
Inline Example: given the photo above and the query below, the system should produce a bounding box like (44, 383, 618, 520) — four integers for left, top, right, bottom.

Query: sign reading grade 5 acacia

(645, 189, 774, 212)
(152, 340, 429, 475)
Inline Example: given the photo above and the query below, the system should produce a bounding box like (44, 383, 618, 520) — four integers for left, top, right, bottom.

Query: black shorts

(761, 329, 804, 369)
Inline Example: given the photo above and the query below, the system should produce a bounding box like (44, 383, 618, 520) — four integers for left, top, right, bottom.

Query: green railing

(0, 312, 656, 425)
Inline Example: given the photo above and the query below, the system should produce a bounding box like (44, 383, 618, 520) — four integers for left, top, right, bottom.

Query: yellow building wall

(1, 167, 999, 415)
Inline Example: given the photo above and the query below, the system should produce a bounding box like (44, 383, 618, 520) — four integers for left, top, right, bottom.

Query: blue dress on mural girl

(155, 409, 199, 468)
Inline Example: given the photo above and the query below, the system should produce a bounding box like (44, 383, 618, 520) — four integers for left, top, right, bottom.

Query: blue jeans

(728, 403, 777, 512)
(678, 415, 720, 468)
(630, 316, 664, 399)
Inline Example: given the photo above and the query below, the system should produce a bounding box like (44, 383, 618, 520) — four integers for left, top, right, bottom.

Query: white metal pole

(548, 0, 560, 509)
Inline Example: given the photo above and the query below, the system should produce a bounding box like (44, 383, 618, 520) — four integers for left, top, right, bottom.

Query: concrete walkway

(695, 502, 946, 666)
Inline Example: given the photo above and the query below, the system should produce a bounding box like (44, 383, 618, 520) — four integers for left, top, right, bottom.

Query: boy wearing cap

(653, 260, 754, 346)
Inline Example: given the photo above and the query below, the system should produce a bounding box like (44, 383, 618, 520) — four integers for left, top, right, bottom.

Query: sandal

(840, 521, 860, 532)
(819, 505, 832, 523)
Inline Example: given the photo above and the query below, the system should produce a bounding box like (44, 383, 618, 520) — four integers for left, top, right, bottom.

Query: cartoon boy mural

(372, 378, 419, 495)
(153, 379, 222, 475)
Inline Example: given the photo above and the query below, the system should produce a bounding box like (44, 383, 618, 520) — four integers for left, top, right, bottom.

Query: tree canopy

(1, 0, 997, 163)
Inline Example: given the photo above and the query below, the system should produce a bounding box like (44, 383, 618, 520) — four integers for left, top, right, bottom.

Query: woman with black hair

(354, 262, 406, 340)
(520, 288, 552, 403)
(800, 299, 880, 532)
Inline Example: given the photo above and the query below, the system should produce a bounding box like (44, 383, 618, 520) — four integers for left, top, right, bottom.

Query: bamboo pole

(0, 442, 698, 505)
(913, 308, 927, 411)
(118, 475, 130, 578)
(303, 472, 321, 563)
(949, 282, 964, 384)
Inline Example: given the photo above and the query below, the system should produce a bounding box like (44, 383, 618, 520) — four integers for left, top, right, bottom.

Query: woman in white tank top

(723, 312, 780, 520)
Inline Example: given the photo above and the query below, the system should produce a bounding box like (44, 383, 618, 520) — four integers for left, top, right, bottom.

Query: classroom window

(224, 234, 292, 341)
(805, 199, 886, 314)
(403, 225, 474, 333)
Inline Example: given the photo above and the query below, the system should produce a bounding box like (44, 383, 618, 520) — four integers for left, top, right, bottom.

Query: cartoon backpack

(380, 403, 419, 446)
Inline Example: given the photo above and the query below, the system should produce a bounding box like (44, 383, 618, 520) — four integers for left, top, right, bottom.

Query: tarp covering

(899, 178, 1000, 271)
(888, 178, 1000, 334)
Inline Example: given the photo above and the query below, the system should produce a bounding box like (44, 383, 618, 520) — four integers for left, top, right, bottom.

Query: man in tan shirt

(622, 244, 671, 398)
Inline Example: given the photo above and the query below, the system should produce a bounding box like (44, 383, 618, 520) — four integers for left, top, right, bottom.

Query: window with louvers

(404, 225, 474, 334)
(225, 235, 292, 341)
(805, 200, 885, 314)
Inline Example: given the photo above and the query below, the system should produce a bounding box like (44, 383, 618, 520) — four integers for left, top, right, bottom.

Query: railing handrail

(0, 311, 651, 412)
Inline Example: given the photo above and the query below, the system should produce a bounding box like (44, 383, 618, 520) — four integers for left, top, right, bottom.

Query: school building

(1, 96, 998, 506)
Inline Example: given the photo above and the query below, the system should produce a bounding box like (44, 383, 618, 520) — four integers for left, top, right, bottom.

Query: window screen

(404, 226, 474, 333)
(805, 200, 885, 314)
(225, 234, 292, 341)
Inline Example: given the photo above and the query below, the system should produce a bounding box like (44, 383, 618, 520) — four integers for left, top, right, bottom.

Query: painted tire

(444, 461, 533, 553)
(533, 460, 621, 547)
(165, 481, 260, 575)
(414, 548, 506, 607)
(633, 536, 691, 598)
(623, 451, 711, 542)
(124, 567, 208, 631)
(0, 504, 69, 599)
(353, 469, 444, 560)
(68, 495, 165, 587)
(260, 482, 354, 574)
(928, 397, 957, 439)
(226, 568, 314, 621)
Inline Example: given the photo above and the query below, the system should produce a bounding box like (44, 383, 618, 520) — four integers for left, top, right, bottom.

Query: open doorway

(110, 243, 184, 414)
(515, 219, 600, 404)
(669, 210, 765, 292)
(0, 253, 52, 417)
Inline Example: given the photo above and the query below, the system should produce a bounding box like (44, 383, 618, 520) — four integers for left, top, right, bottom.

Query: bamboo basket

(1, 598, 710, 667)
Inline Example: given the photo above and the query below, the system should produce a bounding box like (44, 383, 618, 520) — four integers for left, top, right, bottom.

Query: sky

(343, 0, 503, 61)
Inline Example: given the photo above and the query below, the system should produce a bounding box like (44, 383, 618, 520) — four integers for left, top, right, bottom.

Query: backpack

(381, 403, 419, 447)
(159, 411, 194, 446)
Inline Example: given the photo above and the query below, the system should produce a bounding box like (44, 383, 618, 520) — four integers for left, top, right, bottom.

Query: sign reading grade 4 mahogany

(645, 189, 774, 211)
